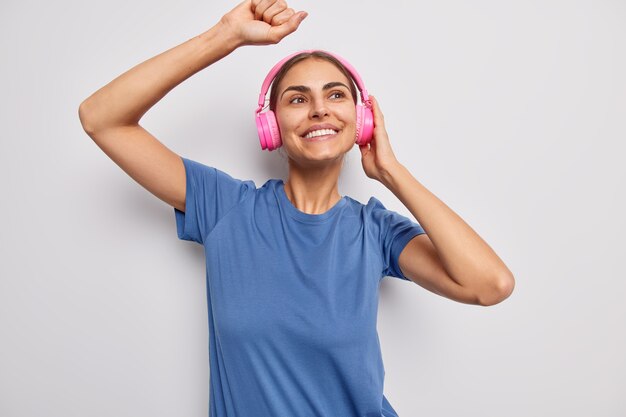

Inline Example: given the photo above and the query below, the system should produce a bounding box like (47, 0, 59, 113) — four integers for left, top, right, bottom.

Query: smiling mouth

(301, 129, 339, 142)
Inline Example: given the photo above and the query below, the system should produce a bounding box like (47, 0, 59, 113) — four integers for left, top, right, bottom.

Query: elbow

(477, 273, 515, 306)
(78, 97, 107, 136)
(78, 100, 96, 135)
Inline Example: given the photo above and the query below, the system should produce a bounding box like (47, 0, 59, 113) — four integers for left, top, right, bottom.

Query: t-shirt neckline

(277, 180, 347, 223)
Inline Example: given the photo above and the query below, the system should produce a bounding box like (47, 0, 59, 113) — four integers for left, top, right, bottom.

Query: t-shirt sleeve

(369, 197, 427, 281)
(174, 156, 255, 245)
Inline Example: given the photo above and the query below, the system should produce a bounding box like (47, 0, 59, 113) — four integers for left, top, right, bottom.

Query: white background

(1, 0, 624, 416)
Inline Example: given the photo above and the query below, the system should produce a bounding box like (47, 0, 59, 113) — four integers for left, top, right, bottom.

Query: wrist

(210, 20, 244, 51)
(380, 161, 407, 189)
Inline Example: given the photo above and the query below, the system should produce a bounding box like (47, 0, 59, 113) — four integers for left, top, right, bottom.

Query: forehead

(277, 58, 351, 92)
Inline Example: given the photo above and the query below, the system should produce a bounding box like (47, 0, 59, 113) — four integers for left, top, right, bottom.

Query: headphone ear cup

(256, 111, 282, 151)
(355, 104, 374, 145)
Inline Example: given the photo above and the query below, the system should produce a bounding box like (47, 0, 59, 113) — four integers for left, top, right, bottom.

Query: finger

(270, 7, 295, 26)
(370, 95, 385, 127)
(358, 144, 365, 158)
(263, 1, 289, 24)
(267, 11, 307, 43)
(253, 0, 281, 21)
(250, 0, 262, 16)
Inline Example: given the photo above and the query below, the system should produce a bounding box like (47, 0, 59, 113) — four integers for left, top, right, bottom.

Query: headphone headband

(254, 49, 375, 151)
(256, 49, 370, 112)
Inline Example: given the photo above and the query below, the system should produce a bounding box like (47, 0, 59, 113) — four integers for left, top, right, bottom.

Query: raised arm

(78, 0, 308, 212)
(359, 96, 515, 306)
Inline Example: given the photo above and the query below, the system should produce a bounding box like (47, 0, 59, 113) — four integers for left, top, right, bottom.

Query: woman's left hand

(358, 95, 401, 183)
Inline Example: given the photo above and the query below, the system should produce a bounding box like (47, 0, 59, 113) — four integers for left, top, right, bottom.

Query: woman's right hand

(220, 0, 308, 47)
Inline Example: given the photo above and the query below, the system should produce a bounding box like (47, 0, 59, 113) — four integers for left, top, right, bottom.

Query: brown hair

(268, 51, 359, 112)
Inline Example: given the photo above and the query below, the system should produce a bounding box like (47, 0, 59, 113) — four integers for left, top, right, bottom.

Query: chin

(285, 133, 353, 158)
(306, 148, 350, 164)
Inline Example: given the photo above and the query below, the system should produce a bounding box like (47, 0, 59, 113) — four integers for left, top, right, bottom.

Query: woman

(79, 1, 515, 415)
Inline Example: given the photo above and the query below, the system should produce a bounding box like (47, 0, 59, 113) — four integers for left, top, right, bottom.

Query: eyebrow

(280, 82, 350, 100)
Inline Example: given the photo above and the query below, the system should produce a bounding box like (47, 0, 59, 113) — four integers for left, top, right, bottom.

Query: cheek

(277, 106, 309, 127)
(276, 111, 301, 139)
(340, 107, 358, 128)
(339, 101, 357, 117)
(275, 112, 288, 126)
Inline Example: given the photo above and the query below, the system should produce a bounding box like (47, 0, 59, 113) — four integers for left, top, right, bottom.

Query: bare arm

(78, 22, 242, 132)
(359, 96, 515, 306)
(78, 24, 239, 212)
(78, 0, 308, 212)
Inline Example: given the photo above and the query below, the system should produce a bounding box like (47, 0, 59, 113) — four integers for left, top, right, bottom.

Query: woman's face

(274, 58, 357, 165)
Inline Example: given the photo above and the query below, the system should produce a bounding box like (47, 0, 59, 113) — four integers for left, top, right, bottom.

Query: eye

(289, 96, 305, 104)
(330, 91, 346, 99)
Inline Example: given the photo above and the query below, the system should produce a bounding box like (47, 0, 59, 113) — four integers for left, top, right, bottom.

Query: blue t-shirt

(174, 157, 426, 417)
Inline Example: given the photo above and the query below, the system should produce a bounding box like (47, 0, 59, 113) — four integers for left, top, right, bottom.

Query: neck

(283, 158, 344, 215)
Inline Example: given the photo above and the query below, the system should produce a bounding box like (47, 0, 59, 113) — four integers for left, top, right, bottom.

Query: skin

(274, 58, 358, 214)
(275, 56, 515, 306)
(80, 0, 515, 305)
(263, 9, 514, 304)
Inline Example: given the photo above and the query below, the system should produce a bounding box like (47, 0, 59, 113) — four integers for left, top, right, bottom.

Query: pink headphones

(255, 49, 374, 151)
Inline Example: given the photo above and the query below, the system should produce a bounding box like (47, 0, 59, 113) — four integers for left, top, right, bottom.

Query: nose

(309, 98, 329, 119)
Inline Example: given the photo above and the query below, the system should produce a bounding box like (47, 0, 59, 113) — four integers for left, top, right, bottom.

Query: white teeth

(304, 129, 338, 139)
